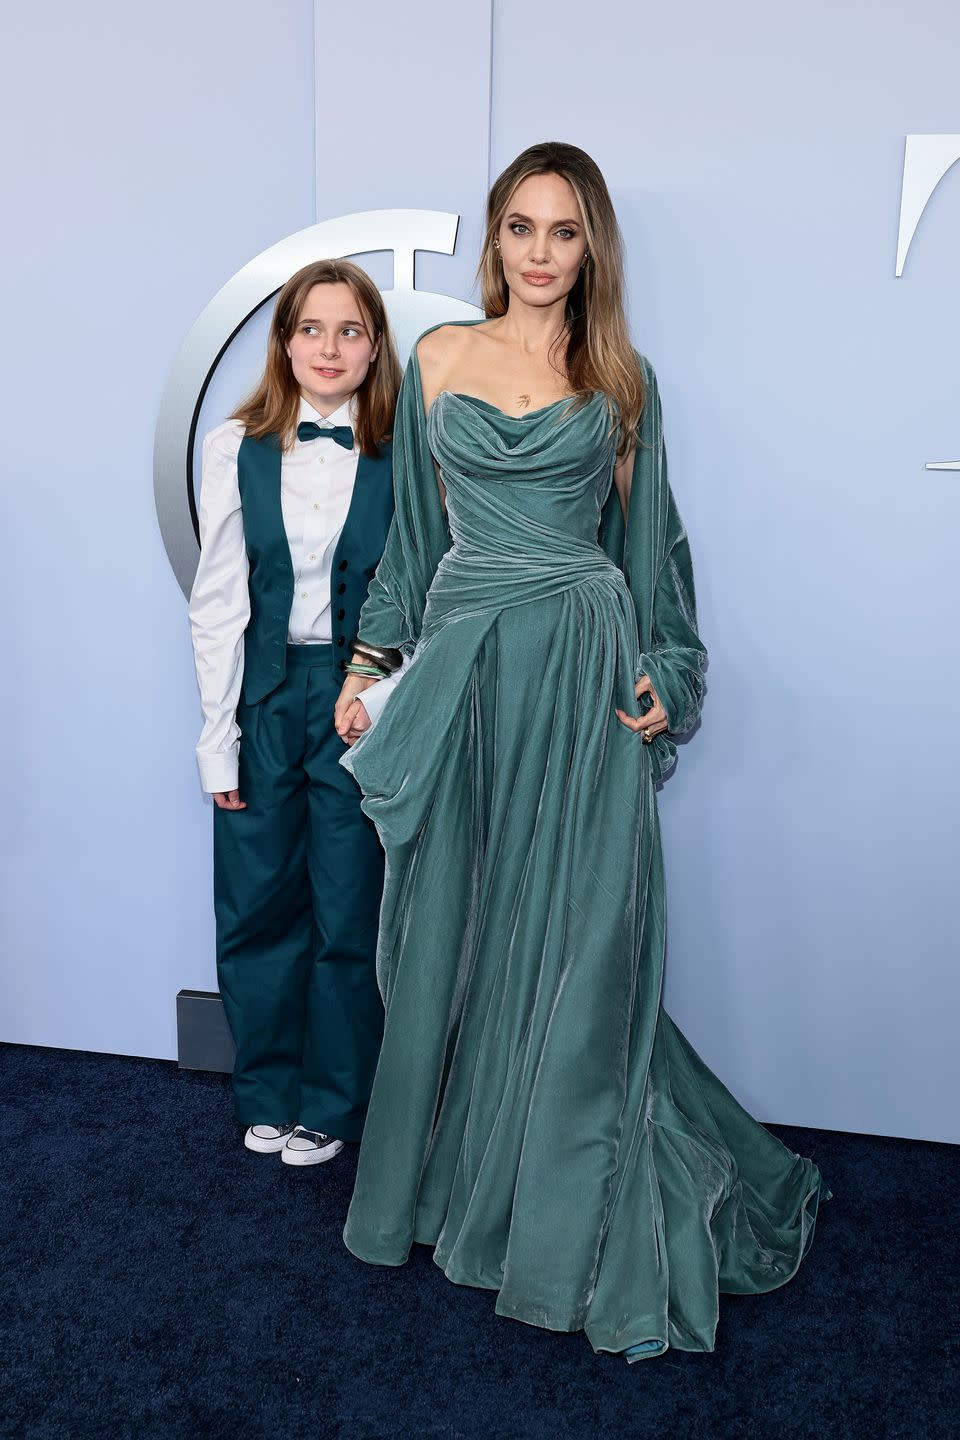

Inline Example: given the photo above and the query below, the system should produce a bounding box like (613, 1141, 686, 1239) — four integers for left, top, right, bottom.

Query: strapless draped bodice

(428, 388, 617, 550)
(420, 390, 629, 641)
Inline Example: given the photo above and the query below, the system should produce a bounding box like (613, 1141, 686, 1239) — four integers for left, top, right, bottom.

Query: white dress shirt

(188, 395, 404, 793)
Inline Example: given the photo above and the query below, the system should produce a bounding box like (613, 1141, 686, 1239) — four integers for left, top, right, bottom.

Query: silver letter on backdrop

(154, 209, 482, 598)
(896, 134, 960, 474)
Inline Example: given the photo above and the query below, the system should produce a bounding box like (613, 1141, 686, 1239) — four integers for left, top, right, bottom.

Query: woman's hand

(213, 789, 246, 810)
(616, 676, 669, 743)
(335, 667, 378, 744)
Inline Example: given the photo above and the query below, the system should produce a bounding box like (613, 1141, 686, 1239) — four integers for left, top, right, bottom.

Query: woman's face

(285, 282, 379, 415)
(496, 172, 588, 310)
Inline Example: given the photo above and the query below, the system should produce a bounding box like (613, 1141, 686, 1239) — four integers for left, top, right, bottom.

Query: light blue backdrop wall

(491, 0, 960, 1143)
(3, 1, 957, 1142)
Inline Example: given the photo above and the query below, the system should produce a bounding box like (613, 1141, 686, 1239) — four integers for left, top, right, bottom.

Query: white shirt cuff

(197, 746, 240, 794)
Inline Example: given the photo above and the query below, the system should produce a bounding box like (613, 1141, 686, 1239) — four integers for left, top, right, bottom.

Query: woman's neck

(494, 297, 568, 357)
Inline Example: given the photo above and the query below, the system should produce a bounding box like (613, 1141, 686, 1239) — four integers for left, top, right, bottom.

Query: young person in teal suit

(189, 259, 401, 1165)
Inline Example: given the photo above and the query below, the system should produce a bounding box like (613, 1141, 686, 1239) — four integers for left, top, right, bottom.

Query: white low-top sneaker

(244, 1124, 296, 1154)
(281, 1127, 344, 1166)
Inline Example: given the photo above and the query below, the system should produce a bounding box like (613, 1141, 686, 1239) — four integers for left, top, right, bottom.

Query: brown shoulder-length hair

(477, 142, 645, 449)
(232, 259, 401, 456)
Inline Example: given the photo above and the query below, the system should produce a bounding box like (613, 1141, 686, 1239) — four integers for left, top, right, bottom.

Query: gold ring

(642, 728, 653, 743)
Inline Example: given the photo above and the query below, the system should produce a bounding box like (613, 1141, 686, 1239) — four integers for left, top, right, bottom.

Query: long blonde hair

(232, 259, 401, 455)
(478, 142, 645, 449)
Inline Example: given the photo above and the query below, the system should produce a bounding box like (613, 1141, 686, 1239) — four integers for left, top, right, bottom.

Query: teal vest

(236, 432, 394, 705)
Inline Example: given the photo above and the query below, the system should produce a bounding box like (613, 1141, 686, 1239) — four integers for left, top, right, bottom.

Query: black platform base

(175, 990, 235, 1073)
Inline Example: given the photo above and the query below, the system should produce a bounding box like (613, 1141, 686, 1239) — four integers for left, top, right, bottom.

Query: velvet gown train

(340, 326, 828, 1360)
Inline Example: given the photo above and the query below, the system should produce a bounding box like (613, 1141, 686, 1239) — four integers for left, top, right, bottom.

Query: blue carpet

(1, 1043, 956, 1440)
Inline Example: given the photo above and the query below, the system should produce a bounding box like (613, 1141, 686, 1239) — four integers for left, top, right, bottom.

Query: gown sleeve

(355, 345, 451, 655)
(600, 354, 708, 773)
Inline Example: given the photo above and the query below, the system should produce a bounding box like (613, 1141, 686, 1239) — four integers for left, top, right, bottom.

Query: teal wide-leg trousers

(214, 644, 384, 1140)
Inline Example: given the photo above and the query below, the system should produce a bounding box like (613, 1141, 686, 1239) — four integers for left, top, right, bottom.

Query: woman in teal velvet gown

(334, 142, 828, 1361)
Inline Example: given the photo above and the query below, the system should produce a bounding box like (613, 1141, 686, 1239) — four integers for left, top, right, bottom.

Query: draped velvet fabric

(339, 324, 828, 1360)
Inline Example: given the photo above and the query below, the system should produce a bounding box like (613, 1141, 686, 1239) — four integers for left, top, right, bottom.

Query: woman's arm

(632, 364, 707, 736)
(335, 334, 453, 740)
(636, 485, 707, 738)
(354, 333, 452, 652)
(603, 357, 708, 765)
(188, 425, 250, 800)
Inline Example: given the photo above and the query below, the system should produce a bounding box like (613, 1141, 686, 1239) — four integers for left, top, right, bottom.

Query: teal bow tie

(297, 421, 354, 450)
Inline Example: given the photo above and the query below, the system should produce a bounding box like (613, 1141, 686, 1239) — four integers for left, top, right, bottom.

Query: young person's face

(497, 172, 588, 311)
(285, 282, 379, 415)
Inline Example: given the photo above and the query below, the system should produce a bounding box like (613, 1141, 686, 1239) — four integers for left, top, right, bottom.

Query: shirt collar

(298, 394, 358, 430)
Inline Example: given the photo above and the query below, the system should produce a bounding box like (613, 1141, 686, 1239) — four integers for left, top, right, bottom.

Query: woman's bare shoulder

(416, 322, 488, 370)
(416, 322, 495, 406)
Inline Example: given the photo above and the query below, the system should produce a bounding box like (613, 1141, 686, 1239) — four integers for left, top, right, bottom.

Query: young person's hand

(342, 699, 372, 746)
(335, 668, 378, 741)
(213, 789, 246, 810)
(615, 676, 669, 743)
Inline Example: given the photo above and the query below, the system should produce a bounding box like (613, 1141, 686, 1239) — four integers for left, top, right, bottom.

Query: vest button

(336, 636, 346, 648)
(337, 582, 346, 595)
(338, 559, 349, 571)
(337, 608, 345, 620)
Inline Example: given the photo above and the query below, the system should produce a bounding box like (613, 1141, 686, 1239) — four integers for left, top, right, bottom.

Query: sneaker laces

(292, 1128, 330, 1145)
